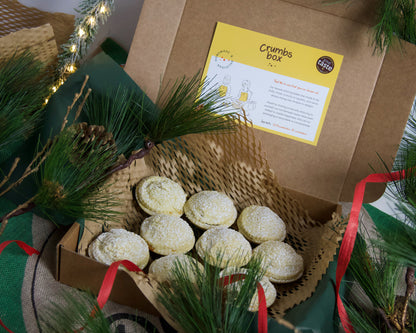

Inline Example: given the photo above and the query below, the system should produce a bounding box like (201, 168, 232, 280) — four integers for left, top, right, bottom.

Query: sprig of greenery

(81, 86, 155, 157)
(346, 230, 403, 331)
(0, 51, 51, 164)
(57, 0, 114, 79)
(150, 74, 237, 144)
(33, 124, 120, 225)
(39, 290, 112, 333)
(372, 0, 416, 53)
(157, 253, 264, 333)
(105, 74, 237, 174)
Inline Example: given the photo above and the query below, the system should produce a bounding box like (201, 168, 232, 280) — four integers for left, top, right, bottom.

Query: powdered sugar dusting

(140, 214, 195, 255)
(237, 206, 286, 244)
(88, 228, 150, 269)
(184, 191, 237, 229)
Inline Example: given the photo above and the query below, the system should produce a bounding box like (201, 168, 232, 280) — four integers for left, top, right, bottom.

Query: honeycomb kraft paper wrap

(78, 116, 345, 320)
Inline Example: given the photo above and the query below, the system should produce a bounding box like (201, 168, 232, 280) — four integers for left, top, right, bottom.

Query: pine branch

(149, 73, 237, 144)
(0, 51, 52, 164)
(82, 86, 150, 157)
(0, 75, 90, 200)
(157, 254, 265, 333)
(371, 0, 416, 53)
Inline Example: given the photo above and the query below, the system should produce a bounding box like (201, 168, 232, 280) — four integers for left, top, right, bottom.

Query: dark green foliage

(39, 291, 112, 333)
(345, 104, 416, 331)
(39, 289, 159, 333)
(346, 230, 403, 331)
(157, 254, 264, 333)
(0, 51, 51, 163)
(34, 125, 120, 224)
(149, 74, 237, 144)
(82, 86, 154, 157)
(372, 0, 416, 53)
(379, 103, 416, 266)
(82, 74, 236, 161)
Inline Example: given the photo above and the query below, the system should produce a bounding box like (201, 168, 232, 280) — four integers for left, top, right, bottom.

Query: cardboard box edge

(124, 0, 187, 102)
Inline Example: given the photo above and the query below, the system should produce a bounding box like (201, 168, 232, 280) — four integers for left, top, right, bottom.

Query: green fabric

(0, 198, 33, 333)
(364, 203, 402, 230)
(100, 38, 128, 65)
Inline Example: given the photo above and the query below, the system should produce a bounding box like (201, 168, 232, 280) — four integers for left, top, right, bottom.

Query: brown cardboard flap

(340, 40, 416, 202)
(57, 223, 160, 315)
(281, 0, 380, 26)
(125, 0, 414, 204)
(125, 0, 187, 101)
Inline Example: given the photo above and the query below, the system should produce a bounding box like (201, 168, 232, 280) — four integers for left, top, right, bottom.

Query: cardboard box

(56, 0, 416, 327)
(124, 0, 416, 218)
(57, 121, 345, 324)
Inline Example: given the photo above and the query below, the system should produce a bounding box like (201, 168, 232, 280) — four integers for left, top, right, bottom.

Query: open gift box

(56, 0, 416, 329)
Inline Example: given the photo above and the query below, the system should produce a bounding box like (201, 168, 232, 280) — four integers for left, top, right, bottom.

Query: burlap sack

(78, 115, 345, 322)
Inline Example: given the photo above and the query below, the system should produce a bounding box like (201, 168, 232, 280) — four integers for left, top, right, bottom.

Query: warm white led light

(78, 28, 85, 37)
(88, 16, 96, 26)
(70, 44, 77, 52)
(100, 5, 107, 13)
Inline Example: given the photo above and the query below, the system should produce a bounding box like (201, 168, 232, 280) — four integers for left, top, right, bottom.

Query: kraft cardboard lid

(125, 0, 416, 204)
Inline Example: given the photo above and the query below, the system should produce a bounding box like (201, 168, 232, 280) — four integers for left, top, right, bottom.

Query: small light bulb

(44, 98, 49, 104)
(59, 79, 64, 86)
(67, 64, 76, 73)
(70, 44, 77, 52)
(88, 16, 96, 26)
(78, 28, 85, 37)
(52, 86, 57, 92)
(100, 5, 107, 13)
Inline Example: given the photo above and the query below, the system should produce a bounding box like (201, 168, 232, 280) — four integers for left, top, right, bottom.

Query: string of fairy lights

(46, 0, 114, 103)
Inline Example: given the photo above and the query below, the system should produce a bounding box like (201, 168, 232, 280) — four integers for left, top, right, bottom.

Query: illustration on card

(231, 79, 257, 117)
(215, 75, 257, 119)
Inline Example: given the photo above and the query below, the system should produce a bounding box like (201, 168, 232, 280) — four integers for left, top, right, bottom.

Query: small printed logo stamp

(316, 56, 334, 74)
(215, 50, 234, 69)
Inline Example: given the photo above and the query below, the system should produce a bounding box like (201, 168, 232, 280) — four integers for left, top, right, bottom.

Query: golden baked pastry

(88, 228, 150, 269)
(135, 176, 187, 216)
(237, 205, 286, 244)
(195, 227, 252, 268)
(220, 267, 277, 312)
(148, 254, 204, 283)
(252, 240, 303, 283)
(140, 214, 195, 255)
(184, 191, 237, 229)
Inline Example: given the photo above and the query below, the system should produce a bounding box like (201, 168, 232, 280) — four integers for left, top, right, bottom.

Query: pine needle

(82, 85, 155, 156)
(157, 253, 264, 333)
(348, 231, 401, 315)
(371, 0, 416, 53)
(149, 73, 237, 144)
(33, 125, 120, 225)
(0, 51, 51, 163)
(39, 290, 112, 333)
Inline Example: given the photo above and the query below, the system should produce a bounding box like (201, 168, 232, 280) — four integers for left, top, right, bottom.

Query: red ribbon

(0, 240, 39, 333)
(96, 260, 142, 309)
(336, 170, 406, 333)
(221, 273, 268, 333)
